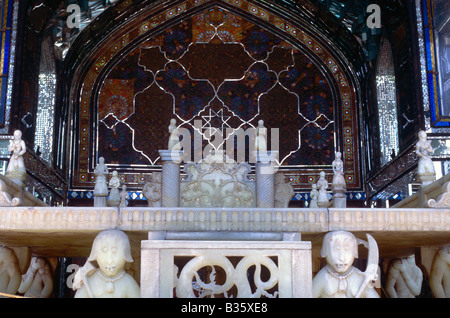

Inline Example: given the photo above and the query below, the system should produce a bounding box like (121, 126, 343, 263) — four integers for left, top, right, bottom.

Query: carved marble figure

(94, 157, 109, 207)
(5, 130, 27, 185)
(107, 170, 121, 207)
(94, 157, 109, 196)
(142, 172, 162, 207)
(415, 130, 436, 185)
(312, 231, 379, 298)
(168, 118, 181, 152)
(255, 120, 267, 152)
(385, 255, 423, 298)
(18, 257, 53, 298)
(0, 246, 22, 297)
(73, 229, 140, 298)
(430, 246, 450, 298)
(317, 171, 329, 207)
(331, 151, 346, 190)
(309, 183, 319, 208)
(119, 185, 129, 207)
(274, 173, 294, 208)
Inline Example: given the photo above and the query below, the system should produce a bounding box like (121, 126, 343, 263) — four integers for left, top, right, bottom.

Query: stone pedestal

(5, 170, 26, 188)
(332, 187, 347, 208)
(254, 151, 278, 208)
(159, 150, 183, 207)
(94, 196, 107, 207)
(419, 173, 436, 188)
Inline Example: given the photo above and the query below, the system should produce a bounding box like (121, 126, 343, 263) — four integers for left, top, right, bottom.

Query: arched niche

(64, 0, 366, 192)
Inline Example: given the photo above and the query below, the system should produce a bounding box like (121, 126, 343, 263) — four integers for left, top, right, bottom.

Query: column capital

(253, 150, 279, 163)
(158, 150, 183, 163)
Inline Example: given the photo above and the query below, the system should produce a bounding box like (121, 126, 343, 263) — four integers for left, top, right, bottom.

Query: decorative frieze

(0, 207, 448, 233)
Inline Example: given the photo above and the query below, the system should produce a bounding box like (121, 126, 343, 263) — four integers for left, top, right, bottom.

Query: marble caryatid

(5, 130, 27, 186)
(94, 157, 109, 207)
(18, 257, 54, 298)
(73, 229, 140, 298)
(430, 246, 450, 298)
(0, 246, 22, 297)
(255, 120, 267, 152)
(415, 130, 436, 186)
(312, 231, 380, 298)
(385, 255, 423, 298)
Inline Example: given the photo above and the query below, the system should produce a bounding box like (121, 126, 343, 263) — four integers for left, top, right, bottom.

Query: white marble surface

(141, 239, 312, 298)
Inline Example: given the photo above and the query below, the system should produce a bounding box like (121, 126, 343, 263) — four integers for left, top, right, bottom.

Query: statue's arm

(6, 264, 21, 295)
(18, 270, 34, 294)
(18, 141, 26, 156)
(385, 267, 399, 298)
(430, 257, 446, 298)
(402, 267, 423, 296)
(40, 273, 54, 298)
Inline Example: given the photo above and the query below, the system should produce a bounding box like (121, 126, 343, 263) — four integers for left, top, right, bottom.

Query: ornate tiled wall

(71, 0, 361, 192)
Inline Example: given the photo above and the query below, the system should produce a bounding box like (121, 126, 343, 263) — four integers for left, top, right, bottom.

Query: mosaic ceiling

(72, 0, 360, 191)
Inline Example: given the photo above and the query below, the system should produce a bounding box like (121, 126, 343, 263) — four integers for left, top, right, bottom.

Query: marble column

(254, 151, 278, 208)
(159, 150, 183, 207)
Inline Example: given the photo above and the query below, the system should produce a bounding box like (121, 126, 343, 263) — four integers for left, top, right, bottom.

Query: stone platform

(0, 206, 448, 259)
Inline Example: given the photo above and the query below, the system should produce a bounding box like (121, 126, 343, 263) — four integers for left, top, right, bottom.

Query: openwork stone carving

(180, 152, 255, 208)
(141, 240, 312, 298)
(176, 253, 279, 298)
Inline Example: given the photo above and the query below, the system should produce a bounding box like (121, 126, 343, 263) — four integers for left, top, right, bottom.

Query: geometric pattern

(73, 0, 360, 191)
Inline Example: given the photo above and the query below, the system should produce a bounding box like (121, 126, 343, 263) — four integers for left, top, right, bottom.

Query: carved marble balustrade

(0, 207, 448, 233)
(141, 239, 312, 298)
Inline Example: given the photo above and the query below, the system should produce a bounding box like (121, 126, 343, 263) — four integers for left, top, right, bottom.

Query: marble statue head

(418, 130, 427, 140)
(321, 231, 358, 274)
(88, 230, 133, 277)
(13, 130, 22, 139)
(98, 157, 105, 164)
